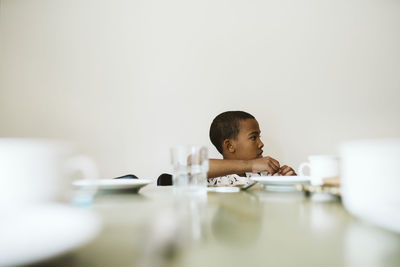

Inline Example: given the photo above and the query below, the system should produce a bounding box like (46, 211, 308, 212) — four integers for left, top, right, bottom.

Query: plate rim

(73, 178, 153, 187)
(0, 203, 101, 266)
(250, 175, 310, 184)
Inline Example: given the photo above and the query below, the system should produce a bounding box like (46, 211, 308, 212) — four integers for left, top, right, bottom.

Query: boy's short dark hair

(209, 111, 255, 154)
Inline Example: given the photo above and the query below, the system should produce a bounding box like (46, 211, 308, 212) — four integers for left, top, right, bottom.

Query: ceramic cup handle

(67, 155, 98, 180)
(66, 155, 99, 205)
(298, 162, 311, 176)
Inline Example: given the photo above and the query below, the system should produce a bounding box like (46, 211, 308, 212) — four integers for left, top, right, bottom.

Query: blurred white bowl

(340, 139, 400, 233)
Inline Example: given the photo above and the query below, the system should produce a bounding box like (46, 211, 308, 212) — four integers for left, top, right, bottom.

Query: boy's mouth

(257, 151, 263, 158)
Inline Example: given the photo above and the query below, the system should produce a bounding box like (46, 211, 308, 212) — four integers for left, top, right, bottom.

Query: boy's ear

(223, 139, 236, 153)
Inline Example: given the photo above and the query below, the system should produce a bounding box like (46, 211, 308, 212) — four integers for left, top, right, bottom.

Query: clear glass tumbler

(170, 145, 208, 196)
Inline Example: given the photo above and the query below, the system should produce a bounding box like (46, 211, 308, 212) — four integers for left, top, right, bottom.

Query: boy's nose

(258, 140, 264, 148)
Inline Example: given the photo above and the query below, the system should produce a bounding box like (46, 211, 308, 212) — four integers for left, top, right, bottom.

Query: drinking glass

(170, 145, 208, 196)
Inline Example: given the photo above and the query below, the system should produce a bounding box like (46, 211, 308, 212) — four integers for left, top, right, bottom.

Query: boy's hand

(251, 156, 280, 175)
(277, 165, 296, 176)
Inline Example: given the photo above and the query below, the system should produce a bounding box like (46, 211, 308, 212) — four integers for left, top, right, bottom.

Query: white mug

(298, 155, 340, 185)
(0, 138, 98, 209)
(340, 139, 400, 233)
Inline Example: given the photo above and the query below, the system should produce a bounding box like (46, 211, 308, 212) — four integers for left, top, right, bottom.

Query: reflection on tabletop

(2, 185, 400, 267)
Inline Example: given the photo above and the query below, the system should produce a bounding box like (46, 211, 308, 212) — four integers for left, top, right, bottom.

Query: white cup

(0, 138, 98, 210)
(340, 139, 400, 233)
(298, 155, 340, 185)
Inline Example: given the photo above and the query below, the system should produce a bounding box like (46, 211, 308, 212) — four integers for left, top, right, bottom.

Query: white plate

(73, 178, 152, 190)
(250, 176, 310, 186)
(0, 203, 101, 266)
(207, 187, 240, 193)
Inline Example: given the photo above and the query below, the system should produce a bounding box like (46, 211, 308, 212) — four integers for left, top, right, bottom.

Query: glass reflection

(136, 193, 207, 267)
(209, 191, 262, 246)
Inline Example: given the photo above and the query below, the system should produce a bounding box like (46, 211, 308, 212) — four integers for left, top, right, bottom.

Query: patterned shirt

(208, 172, 270, 187)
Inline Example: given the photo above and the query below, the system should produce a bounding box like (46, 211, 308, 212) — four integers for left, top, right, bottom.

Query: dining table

(32, 183, 400, 267)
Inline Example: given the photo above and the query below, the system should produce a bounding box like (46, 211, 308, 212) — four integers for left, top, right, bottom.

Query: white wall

(1, 0, 399, 179)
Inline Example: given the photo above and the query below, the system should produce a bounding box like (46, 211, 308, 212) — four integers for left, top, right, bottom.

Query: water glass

(170, 145, 208, 195)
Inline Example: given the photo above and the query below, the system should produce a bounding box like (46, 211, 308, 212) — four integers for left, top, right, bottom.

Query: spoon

(241, 181, 258, 190)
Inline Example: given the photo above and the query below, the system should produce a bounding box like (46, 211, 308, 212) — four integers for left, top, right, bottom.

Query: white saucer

(250, 176, 310, 186)
(0, 203, 101, 266)
(207, 187, 240, 193)
(73, 178, 152, 190)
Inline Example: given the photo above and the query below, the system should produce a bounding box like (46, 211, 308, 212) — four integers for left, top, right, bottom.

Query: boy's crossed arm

(207, 157, 296, 179)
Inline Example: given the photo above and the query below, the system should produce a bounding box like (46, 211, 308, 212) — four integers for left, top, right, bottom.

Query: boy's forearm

(207, 159, 252, 179)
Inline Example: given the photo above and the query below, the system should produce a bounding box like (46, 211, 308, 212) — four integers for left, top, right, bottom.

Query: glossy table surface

(36, 184, 400, 267)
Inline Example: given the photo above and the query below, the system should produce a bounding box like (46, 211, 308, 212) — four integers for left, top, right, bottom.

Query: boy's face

(224, 118, 264, 160)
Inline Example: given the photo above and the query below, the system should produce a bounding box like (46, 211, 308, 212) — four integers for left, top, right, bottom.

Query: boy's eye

(250, 136, 257, 141)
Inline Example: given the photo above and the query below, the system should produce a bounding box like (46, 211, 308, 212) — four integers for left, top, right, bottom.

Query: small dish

(73, 178, 152, 191)
(250, 176, 310, 186)
(207, 187, 240, 193)
(295, 183, 341, 197)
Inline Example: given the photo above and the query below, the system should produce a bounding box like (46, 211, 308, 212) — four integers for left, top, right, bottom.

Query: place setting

(248, 155, 341, 197)
(0, 138, 102, 267)
(293, 154, 341, 197)
(250, 175, 311, 189)
(73, 174, 152, 194)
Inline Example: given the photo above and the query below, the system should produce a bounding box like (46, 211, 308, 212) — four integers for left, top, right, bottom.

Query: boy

(207, 111, 296, 186)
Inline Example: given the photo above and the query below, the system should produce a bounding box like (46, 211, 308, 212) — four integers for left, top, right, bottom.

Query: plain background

(1, 0, 399, 180)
